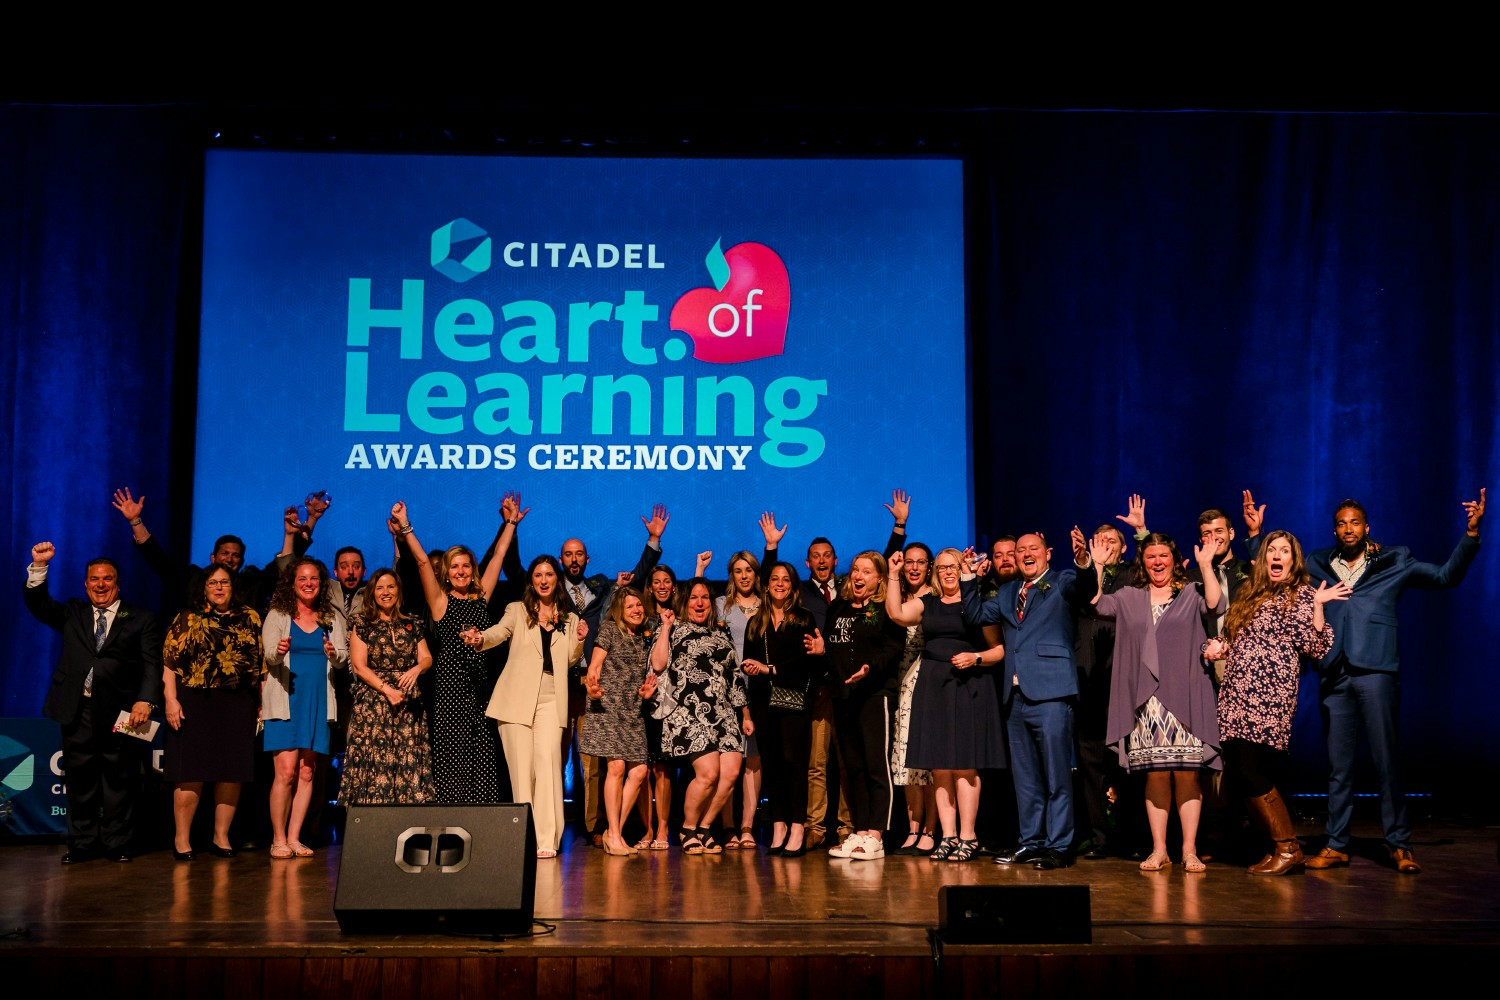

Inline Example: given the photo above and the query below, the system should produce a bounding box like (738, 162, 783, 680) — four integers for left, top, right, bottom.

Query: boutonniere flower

(1171, 582, 1185, 597)
(1037, 583, 1053, 594)
(863, 605, 882, 624)
(117, 608, 131, 620)
(1367, 540, 1384, 561)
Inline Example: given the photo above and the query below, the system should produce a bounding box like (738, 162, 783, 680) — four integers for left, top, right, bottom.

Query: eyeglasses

(205, 580, 233, 588)
(904, 558, 929, 566)
(934, 563, 961, 572)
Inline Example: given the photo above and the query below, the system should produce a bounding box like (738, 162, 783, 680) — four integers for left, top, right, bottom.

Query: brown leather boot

(1244, 788, 1304, 876)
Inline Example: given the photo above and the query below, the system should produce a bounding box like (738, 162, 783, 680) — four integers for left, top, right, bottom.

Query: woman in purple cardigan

(1091, 532, 1223, 873)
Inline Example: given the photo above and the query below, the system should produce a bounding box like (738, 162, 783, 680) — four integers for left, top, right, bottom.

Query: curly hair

(1223, 530, 1309, 640)
(269, 556, 334, 625)
(1131, 533, 1190, 591)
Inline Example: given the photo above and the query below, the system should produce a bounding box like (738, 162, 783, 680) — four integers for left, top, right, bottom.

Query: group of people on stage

(24, 482, 1485, 877)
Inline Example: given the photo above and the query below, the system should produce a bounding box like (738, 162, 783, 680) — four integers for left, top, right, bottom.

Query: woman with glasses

(161, 565, 263, 860)
(887, 547, 1006, 862)
(888, 543, 938, 856)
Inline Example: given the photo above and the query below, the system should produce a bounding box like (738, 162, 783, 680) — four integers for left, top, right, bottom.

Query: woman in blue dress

(261, 557, 348, 859)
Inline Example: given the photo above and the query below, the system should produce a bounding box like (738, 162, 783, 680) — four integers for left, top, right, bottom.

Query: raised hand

(30, 541, 56, 565)
(304, 491, 331, 520)
(803, 628, 825, 656)
(974, 556, 992, 578)
(1464, 487, 1487, 535)
(641, 503, 671, 539)
(695, 551, 713, 574)
(886, 551, 905, 580)
(884, 489, 911, 524)
(386, 516, 402, 538)
(111, 488, 144, 521)
(759, 511, 787, 546)
(283, 506, 305, 535)
(1087, 533, 1113, 568)
(500, 491, 531, 524)
(658, 608, 676, 630)
(391, 501, 408, 524)
(616, 571, 635, 587)
(1192, 539, 1215, 568)
(1070, 525, 1088, 564)
(1242, 490, 1265, 536)
(1314, 580, 1353, 605)
(1116, 494, 1147, 533)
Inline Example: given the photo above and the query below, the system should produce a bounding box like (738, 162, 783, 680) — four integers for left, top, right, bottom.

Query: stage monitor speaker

(937, 884, 1092, 944)
(335, 803, 537, 934)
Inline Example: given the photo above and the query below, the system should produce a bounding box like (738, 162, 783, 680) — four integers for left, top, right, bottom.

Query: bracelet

(893, 521, 907, 528)
(128, 517, 143, 526)
(399, 522, 413, 535)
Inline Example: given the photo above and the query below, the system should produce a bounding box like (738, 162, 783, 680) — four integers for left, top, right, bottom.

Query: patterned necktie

(1016, 582, 1032, 622)
(94, 608, 109, 650)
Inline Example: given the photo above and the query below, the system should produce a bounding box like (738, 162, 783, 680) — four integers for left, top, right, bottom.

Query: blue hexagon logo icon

(431, 218, 492, 283)
(0, 735, 33, 795)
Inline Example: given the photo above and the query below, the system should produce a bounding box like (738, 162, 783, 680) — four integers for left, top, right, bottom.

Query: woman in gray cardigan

(1091, 532, 1223, 873)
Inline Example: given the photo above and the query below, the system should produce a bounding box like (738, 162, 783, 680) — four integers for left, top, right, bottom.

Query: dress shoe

(60, 851, 99, 865)
(208, 844, 238, 859)
(1080, 844, 1111, 861)
(1305, 846, 1350, 870)
(591, 833, 605, 849)
(1389, 846, 1422, 874)
(111, 852, 133, 863)
(994, 846, 1048, 865)
(1033, 849, 1074, 870)
(172, 849, 196, 862)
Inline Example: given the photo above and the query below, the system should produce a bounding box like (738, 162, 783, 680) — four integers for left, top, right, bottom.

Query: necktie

(94, 608, 109, 650)
(1016, 582, 1032, 622)
(821, 581, 833, 604)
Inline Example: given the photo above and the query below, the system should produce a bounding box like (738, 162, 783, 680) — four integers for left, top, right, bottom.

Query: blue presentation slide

(195, 152, 970, 577)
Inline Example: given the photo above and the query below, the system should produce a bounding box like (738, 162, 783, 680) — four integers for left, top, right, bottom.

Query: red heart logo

(670, 242, 790, 364)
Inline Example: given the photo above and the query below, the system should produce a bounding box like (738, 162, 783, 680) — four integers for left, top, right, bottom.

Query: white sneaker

(827, 833, 861, 858)
(849, 834, 885, 861)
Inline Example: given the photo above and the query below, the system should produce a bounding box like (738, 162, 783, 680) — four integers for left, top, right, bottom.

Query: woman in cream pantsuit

(463, 553, 586, 858)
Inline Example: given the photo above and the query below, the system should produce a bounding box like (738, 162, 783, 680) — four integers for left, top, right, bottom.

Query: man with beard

(111, 487, 324, 615)
(1243, 488, 1485, 874)
(979, 535, 1019, 600)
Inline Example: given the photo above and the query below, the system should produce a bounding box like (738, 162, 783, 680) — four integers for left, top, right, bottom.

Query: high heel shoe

(946, 839, 980, 862)
(172, 848, 195, 862)
(893, 832, 922, 856)
(207, 844, 237, 859)
(929, 836, 960, 861)
(781, 841, 807, 858)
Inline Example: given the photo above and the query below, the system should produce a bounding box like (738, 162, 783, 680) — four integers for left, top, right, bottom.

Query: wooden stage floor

(3, 818, 1499, 996)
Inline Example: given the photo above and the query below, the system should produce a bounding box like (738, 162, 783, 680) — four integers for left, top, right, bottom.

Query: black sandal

(929, 836, 960, 861)
(680, 828, 705, 855)
(698, 827, 723, 855)
(946, 838, 980, 862)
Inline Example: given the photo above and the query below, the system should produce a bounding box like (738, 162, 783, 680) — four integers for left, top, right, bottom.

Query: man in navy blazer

(23, 542, 163, 863)
(971, 528, 1097, 869)
(1243, 488, 1485, 874)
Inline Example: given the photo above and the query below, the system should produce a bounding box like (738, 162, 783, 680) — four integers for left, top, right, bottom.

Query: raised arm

(392, 501, 448, 621)
(112, 487, 152, 546)
(649, 609, 676, 672)
(1193, 538, 1223, 612)
(1242, 489, 1265, 542)
(1116, 493, 1149, 544)
(884, 551, 924, 626)
(882, 488, 910, 557)
(758, 511, 786, 583)
(479, 492, 528, 602)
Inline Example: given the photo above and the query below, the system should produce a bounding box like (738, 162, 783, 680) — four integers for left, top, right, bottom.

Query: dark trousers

(1005, 693, 1074, 851)
(832, 689, 893, 834)
(61, 700, 146, 853)
(1322, 667, 1409, 849)
(760, 706, 812, 824)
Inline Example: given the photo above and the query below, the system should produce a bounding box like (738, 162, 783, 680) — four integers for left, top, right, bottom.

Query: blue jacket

(968, 565, 1098, 702)
(1250, 533, 1480, 673)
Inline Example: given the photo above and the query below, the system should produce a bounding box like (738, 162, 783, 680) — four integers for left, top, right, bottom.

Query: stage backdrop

(194, 152, 971, 574)
(3, 106, 1496, 809)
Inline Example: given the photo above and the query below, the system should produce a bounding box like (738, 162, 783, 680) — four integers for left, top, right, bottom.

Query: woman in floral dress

(1208, 530, 1349, 875)
(341, 568, 434, 805)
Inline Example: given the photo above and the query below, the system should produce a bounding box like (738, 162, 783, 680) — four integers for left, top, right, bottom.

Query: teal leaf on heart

(705, 238, 730, 292)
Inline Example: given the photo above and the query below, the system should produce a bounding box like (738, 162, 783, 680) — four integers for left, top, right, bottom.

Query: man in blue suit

(970, 528, 1096, 869)
(1243, 488, 1485, 874)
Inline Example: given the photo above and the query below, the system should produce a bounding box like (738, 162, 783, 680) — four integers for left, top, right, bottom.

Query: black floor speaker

(937, 884, 1092, 944)
(335, 803, 537, 934)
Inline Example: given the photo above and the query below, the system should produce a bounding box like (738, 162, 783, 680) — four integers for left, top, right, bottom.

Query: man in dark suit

(972, 528, 1097, 869)
(1244, 488, 1485, 874)
(23, 542, 163, 863)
